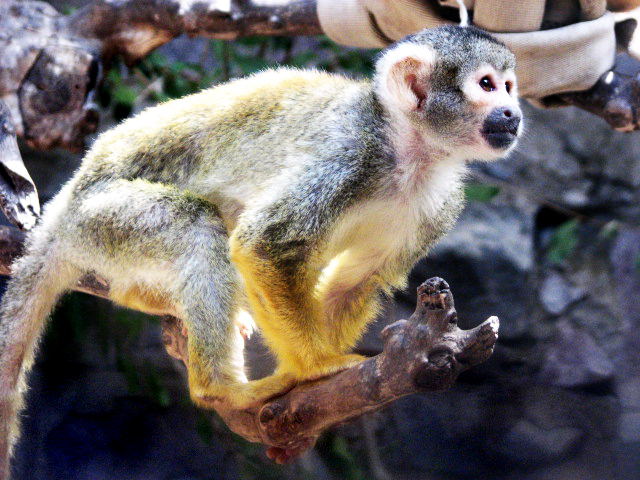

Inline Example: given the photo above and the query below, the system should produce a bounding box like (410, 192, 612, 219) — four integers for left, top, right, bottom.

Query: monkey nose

(499, 105, 522, 125)
(481, 106, 522, 149)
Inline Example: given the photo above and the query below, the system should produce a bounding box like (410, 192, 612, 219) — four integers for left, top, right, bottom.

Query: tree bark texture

(0, 102, 39, 231)
(0, 226, 499, 462)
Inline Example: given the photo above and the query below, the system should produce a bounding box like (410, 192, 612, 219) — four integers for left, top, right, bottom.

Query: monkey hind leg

(0, 235, 80, 478)
(66, 179, 250, 408)
(176, 224, 251, 406)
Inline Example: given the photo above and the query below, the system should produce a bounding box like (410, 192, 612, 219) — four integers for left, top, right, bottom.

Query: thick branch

(0, 101, 40, 231)
(555, 69, 640, 131)
(68, 0, 322, 64)
(164, 278, 499, 463)
(0, 226, 499, 462)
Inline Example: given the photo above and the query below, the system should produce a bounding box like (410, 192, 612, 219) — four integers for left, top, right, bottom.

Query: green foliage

(547, 218, 580, 265)
(598, 220, 619, 241)
(99, 35, 379, 122)
(117, 356, 141, 394)
(61, 5, 78, 15)
(316, 432, 366, 480)
(196, 413, 216, 446)
(465, 183, 501, 202)
(100, 63, 138, 120)
(146, 363, 172, 407)
(635, 253, 640, 272)
(235, 439, 286, 480)
(316, 37, 378, 74)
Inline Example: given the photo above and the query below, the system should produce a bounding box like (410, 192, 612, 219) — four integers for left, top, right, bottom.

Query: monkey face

(423, 62, 522, 161)
(481, 105, 522, 150)
(464, 65, 523, 159)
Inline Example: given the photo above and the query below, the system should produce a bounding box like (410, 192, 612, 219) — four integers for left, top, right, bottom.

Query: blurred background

(5, 1, 640, 479)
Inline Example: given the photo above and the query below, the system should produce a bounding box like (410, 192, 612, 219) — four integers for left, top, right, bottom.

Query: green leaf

(113, 85, 137, 107)
(465, 184, 501, 202)
(635, 254, 640, 272)
(106, 67, 123, 86)
(147, 366, 172, 407)
(148, 52, 168, 70)
(598, 220, 619, 241)
(548, 218, 580, 265)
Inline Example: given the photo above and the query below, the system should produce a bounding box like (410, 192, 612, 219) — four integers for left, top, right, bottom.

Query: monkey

(0, 25, 521, 476)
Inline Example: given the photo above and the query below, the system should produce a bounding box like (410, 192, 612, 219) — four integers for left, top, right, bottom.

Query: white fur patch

(319, 157, 466, 301)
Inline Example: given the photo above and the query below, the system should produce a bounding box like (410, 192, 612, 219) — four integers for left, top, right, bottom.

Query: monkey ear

(378, 46, 435, 112)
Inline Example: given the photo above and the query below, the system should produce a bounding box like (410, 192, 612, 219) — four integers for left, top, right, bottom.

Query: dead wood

(0, 226, 498, 462)
(556, 69, 640, 132)
(0, 101, 40, 231)
(0, 0, 320, 152)
(166, 277, 499, 463)
(68, 0, 322, 64)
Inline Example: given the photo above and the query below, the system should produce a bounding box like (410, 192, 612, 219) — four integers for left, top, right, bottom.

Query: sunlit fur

(0, 26, 520, 476)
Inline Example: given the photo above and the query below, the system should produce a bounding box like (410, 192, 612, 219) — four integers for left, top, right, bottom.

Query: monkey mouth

(481, 123, 519, 150)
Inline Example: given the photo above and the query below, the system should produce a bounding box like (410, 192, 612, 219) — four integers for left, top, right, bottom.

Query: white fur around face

(462, 64, 518, 113)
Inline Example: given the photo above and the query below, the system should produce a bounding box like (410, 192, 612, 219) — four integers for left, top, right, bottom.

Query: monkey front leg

(223, 236, 364, 406)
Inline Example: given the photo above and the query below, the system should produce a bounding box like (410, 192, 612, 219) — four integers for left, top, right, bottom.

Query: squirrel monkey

(0, 25, 521, 474)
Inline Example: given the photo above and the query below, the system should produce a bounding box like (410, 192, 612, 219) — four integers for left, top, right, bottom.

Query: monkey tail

(0, 228, 79, 479)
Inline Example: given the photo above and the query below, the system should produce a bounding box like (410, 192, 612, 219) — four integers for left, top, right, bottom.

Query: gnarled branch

(0, 224, 498, 463)
(556, 69, 640, 131)
(207, 277, 499, 463)
(0, 101, 40, 231)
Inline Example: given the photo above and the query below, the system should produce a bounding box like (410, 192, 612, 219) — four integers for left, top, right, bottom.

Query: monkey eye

(506, 81, 513, 95)
(479, 76, 495, 92)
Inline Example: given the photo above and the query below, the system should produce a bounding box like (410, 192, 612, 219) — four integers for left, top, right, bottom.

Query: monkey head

(375, 25, 522, 162)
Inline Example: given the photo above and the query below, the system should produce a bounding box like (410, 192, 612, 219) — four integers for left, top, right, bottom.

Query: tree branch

(165, 277, 499, 463)
(555, 69, 640, 131)
(0, 226, 498, 462)
(0, 101, 40, 231)
(68, 0, 322, 64)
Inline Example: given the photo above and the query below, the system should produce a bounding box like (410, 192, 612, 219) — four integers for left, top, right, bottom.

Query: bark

(0, 225, 498, 462)
(0, 102, 39, 231)
(68, 0, 322, 64)
(160, 278, 499, 463)
(556, 69, 640, 132)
